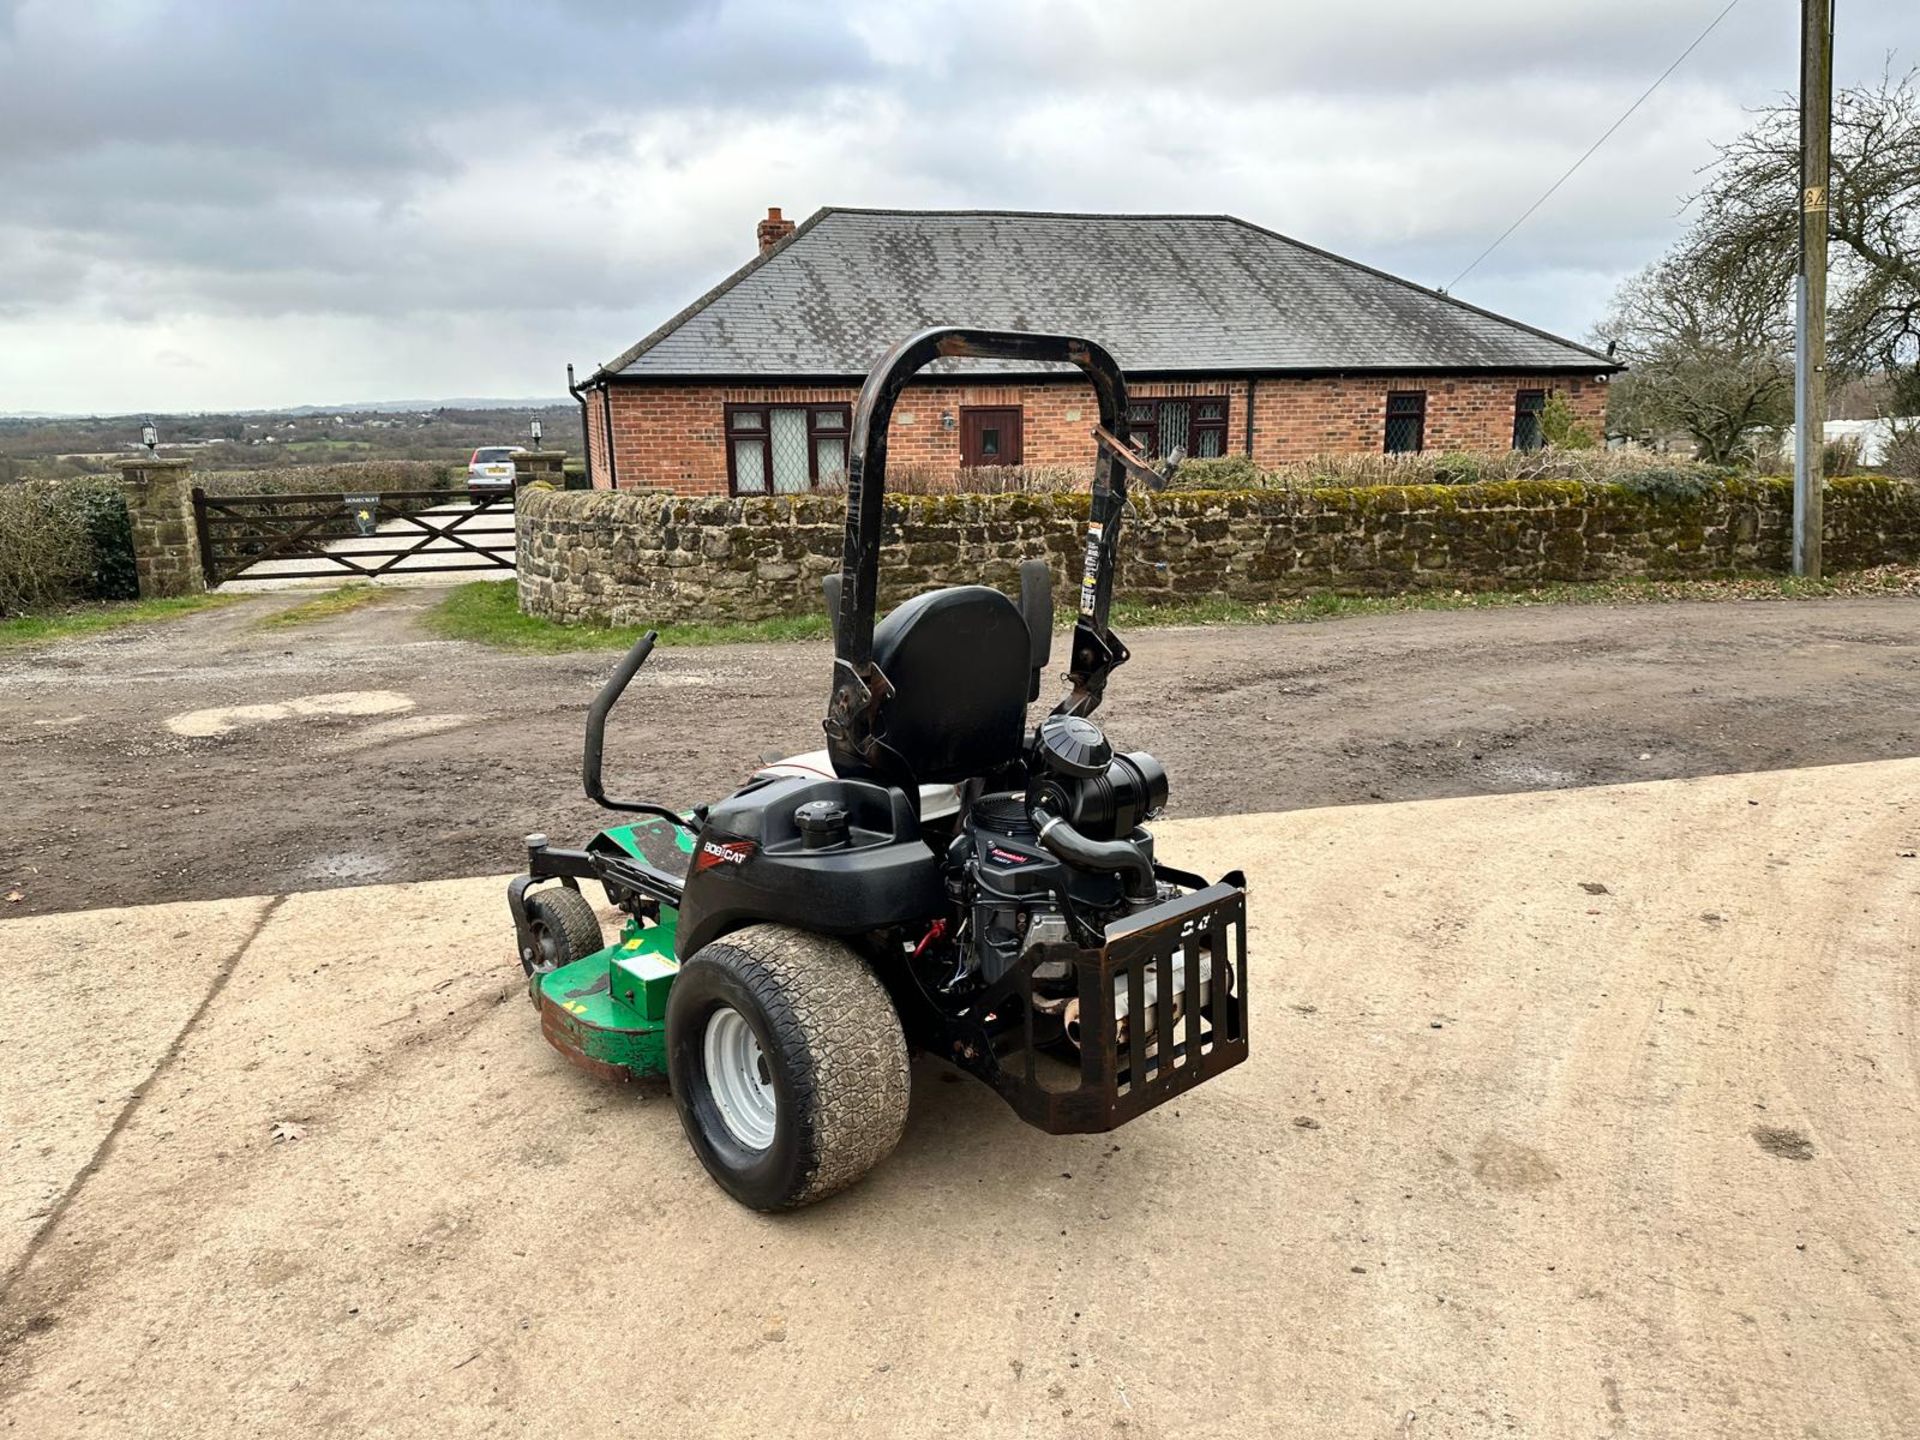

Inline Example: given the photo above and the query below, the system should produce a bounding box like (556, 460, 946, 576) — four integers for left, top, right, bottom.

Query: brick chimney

(756, 206, 796, 254)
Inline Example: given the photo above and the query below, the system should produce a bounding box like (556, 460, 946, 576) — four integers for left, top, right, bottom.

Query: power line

(1444, 0, 1745, 294)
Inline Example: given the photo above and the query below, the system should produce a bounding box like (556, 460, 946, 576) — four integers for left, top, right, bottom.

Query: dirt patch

(1471, 1134, 1562, 1191)
(1753, 1125, 1816, 1160)
(2, 586, 1918, 915)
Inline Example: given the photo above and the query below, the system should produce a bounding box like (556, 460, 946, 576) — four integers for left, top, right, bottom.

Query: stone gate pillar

(111, 456, 205, 597)
(514, 448, 569, 488)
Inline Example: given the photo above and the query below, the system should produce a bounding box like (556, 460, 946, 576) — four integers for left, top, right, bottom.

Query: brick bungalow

(571, 207, 1619, 495)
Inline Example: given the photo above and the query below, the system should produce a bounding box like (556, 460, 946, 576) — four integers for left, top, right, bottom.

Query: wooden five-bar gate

(191, 488, 517, 586)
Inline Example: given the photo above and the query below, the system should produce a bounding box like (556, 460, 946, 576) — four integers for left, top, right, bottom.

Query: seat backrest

(826, 562, 1051, 686)
(869, 585, 1032, 783)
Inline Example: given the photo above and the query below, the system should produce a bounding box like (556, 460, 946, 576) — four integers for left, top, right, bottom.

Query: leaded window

(1512, 390, 1547, 451)
(1124, 396, 1229, 459)
(1384, 392, 1426, 454)
(725, 404, 851, 494)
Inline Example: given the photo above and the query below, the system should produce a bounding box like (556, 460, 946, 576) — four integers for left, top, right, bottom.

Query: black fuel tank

(674, 775, 944, 958)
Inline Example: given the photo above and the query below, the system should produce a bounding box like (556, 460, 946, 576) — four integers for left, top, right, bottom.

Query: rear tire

(521, 886, 603, 998)
(666, 925, 910, 1210)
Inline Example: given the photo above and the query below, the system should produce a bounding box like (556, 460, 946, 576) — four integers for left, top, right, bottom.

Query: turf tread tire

(525, 887, 602, 974)
(668, 924, 909, 1210)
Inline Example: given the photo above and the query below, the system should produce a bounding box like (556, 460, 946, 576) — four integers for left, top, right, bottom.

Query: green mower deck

(533, 821, 691, 1082)
(533, 818, 693, 1081)
(536, 910, 680, 1081)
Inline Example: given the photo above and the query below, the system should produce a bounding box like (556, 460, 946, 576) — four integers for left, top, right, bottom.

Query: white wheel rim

(703, 1006, 777, 1151)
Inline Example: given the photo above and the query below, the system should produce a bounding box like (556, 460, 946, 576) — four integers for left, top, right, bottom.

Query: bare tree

(1693, 66, 1920, 411)
(1598, 240, 1794, 463)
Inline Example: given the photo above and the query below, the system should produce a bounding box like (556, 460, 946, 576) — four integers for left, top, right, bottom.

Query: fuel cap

(794, 799, 851, 849)
(1034, 714, 1112, 778)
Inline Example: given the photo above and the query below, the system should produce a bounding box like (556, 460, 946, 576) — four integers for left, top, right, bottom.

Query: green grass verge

(254, 582, 390, 629)
(1109, 566, 1918, 629)
(426, 580, 831, 651)
(0, 593, 238, 648)
(430, 567, 1919, 654)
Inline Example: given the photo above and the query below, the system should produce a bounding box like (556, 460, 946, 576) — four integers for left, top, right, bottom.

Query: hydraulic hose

(1029, 805, 1154, 900)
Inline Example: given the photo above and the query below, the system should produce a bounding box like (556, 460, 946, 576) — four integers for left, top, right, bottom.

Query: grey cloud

(859, 0, 1794, 100)
(0, 1, 876, 167)
(0, 0, 1910, 410)
(0, 0, 887, 333)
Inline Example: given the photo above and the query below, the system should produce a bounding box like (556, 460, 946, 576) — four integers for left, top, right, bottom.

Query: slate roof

(597, 209, 1614, 383)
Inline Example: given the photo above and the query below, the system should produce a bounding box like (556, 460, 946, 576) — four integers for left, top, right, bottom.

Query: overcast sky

(0, 0, 1908, 415)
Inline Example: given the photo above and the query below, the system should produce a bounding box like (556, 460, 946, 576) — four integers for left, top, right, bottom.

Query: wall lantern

(941, 411, 956, 431)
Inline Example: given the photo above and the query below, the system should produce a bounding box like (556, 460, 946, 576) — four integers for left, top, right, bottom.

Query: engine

(939, 714, 1171, 994)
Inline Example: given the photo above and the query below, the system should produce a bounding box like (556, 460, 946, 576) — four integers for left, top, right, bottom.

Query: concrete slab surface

(2, 760, 1916, 1437)
(0, 896, 274, 1280)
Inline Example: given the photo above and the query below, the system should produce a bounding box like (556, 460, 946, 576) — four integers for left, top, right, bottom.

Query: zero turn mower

(509, 326, 1249, 1210)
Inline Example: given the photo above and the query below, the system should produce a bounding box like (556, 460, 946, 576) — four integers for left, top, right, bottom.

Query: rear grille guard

(948, 871, 1249, 1134)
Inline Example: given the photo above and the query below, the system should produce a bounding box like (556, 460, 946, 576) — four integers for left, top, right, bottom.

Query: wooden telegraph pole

(1793, 0, 1833, 578)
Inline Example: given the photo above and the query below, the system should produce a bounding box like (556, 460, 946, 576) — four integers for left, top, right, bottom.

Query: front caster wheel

(520, 886, 603, 1000)
(666, 925, 910, 1211)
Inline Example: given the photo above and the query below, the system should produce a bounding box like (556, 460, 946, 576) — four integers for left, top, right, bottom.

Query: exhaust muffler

(1061, 946, 1221, 1052)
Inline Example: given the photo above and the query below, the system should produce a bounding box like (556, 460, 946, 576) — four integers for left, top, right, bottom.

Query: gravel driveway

(2, 585, 1917, 916)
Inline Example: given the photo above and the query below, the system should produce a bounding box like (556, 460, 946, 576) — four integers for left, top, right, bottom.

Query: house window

(1124, 396, 1229, 460)
(726, 404, 849, 494)
(1384, 392, 1426, 454)
(1125, 403, 1154, 458)
(1512, 390, 1547, 451)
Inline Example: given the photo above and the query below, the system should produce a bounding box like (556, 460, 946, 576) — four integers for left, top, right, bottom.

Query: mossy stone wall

(515, 477, 1920, 625)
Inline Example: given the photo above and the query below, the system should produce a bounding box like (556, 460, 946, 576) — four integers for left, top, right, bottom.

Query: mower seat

(820, 563, 1053, 788)
(823, 561, 1051, 699)
(868, 584, 1032, 784)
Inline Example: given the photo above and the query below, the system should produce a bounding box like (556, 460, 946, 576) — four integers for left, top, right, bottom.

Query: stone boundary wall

(515, 477, 1920, 626)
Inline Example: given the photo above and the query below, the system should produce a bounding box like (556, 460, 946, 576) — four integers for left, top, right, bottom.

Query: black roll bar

(825, 326, 1135, 778)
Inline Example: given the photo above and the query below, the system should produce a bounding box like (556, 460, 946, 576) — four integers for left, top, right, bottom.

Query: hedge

(0, 477, 138, 616)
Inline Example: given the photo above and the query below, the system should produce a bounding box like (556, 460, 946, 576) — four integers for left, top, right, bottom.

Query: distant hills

(281, 397, 571, 416)
(2, 400, 584, 478)
(1, 397, 570, 421)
